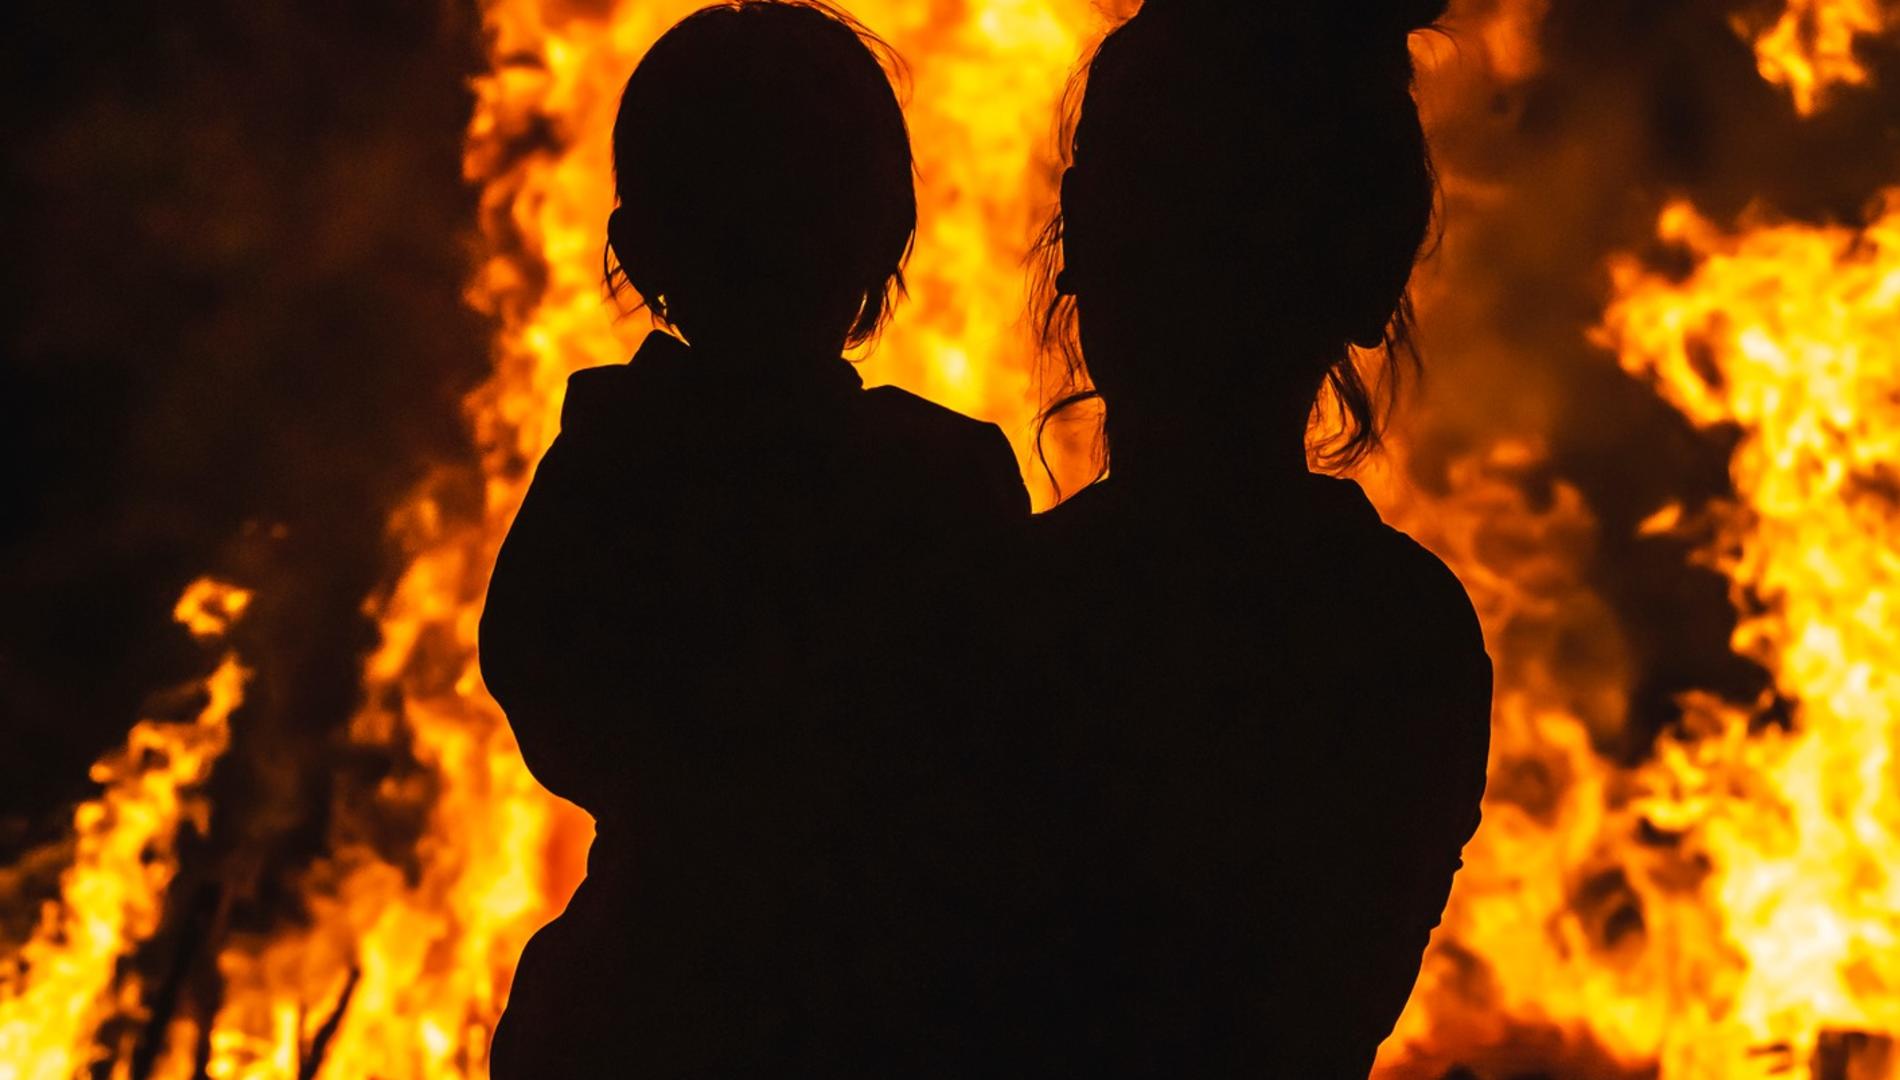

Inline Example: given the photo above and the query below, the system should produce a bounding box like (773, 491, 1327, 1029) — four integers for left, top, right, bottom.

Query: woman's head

(607, 1, 915, 354)
(1038, 0, 1445, 472)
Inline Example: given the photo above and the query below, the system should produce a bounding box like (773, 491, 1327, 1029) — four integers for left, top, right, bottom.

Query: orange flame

(0, 580, 250, 1080)
(154, 2, 1099, 1076)
(466, 0, 1098, 511)
(1372, 193, 1900, 1077)
(8, 2, 1900, 1077)
(1604, 194, 1900, 1068)
(1741, 0, 1890, 115)
(1364, 440, 1684, 1076)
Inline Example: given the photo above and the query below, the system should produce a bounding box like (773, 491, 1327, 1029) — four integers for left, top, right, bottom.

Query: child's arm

(480, 432, 627, 809)
(481, 357, 711, 810)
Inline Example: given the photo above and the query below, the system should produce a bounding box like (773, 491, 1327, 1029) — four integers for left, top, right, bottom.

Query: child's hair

(607, 0, 916, 347)
(1033, 0, 1445, 481)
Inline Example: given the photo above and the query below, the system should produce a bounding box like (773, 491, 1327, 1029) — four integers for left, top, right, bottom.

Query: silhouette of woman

(1025, 0, 1492, 1074)
(480, 3, 1027, 1074)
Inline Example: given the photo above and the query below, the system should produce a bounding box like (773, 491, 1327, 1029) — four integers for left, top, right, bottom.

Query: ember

(3, 0, 1898, 1077)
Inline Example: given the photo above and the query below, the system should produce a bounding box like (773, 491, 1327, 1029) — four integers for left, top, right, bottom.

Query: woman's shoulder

(1034, 472, 1486, 669)
(1318, 477, 1485, 656)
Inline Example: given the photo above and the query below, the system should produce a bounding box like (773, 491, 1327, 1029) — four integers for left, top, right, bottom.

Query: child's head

(607, 1, 915, 355)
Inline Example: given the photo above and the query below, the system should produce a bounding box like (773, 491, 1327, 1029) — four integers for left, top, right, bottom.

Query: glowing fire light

(7, 1, 1900, 1077)
(0, 580, 250, 1080)
(1373, 193, 1900, 1078)
(1741, 0, 1890, 115)
(67, 2, 1095, 1076)
(1603, 193, 1900, 1070)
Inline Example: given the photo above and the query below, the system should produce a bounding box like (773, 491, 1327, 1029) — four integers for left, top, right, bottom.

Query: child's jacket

(482, 330, 1028, 1076)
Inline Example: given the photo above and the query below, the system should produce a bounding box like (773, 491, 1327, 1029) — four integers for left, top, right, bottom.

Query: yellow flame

(12, 2, 1900, 1077)
(1363, 443, 1692, 1077)
(1742, 0, 1889, 116)
(174, 579, 253, 641)
(1371, 195, 1900, 1079)
(467, 0, 1097, 506)
(0, 580, 250, 1080)
(141, 3, 1102, 1077)
(1602, 194, 1900, 1070)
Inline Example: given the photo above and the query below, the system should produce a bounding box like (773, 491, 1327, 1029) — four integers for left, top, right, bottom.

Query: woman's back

(1029, 474, 1490, 1075)
(1014, 0, 1487, 1066)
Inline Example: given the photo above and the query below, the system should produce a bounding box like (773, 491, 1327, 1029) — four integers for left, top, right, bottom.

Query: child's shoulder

(857, 386, 1028, 518)
(858, 385, 1004, 451)
(558, 333, 696, 438)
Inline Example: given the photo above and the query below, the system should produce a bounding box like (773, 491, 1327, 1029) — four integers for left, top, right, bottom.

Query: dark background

(0, 0, 490, 856)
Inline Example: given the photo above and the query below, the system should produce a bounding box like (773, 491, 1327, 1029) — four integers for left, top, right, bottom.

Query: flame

(467, 0, 1097, 510)
(4, 4, 1097, 1075)
(1362, 442, 1689, 1077)
(1604, 194, 1900, 1068)
(1369, 194, 1900, 1077)
(0, 580, 250, 1080)
(1741, 0, 1890, 115)
(85, 2, 1098, 1077)
(8, 1, 1900, 1077)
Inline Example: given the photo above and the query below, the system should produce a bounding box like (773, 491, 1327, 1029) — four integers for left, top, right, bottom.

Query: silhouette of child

(480, 4, 1027, 1074)
(1014, 0, 1493, 1074)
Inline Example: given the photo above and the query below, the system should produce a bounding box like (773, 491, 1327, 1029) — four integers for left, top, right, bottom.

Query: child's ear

(606, 208, 663, 300)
